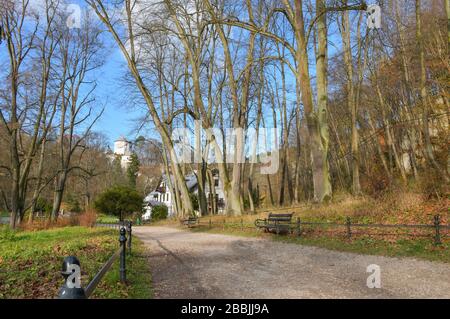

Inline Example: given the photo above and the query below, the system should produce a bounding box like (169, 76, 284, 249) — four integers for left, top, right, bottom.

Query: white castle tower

(114, 136, 133, 169)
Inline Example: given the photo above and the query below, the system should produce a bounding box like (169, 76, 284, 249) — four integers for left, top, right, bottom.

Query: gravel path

(134, 226, 450, 299)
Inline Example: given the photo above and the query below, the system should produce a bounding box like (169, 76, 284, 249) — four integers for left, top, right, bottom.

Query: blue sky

(6, 0, 371, 149)
(92, 48, 145, 145)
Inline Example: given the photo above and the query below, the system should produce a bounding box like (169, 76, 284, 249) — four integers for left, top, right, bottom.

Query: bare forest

(1, 0, 449, 229)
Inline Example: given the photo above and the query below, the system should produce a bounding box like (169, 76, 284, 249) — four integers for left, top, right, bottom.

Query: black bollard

(58, 256, 87, 299)
(119, 227, 127, 283)
(127, 221, 132, 254)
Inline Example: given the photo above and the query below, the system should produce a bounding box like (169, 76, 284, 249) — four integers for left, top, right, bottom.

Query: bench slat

(268, 213, 293, 223)
(268, 213, 293, 218)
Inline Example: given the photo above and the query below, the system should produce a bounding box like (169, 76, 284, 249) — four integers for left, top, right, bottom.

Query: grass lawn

(96, 214, 120, 224)
(0, 226, 152, 299)
(169, 218, 450, 263)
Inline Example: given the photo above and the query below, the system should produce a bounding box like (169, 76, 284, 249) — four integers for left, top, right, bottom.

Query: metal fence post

(58, 256, 87, 299)
(223, 219, 226, 230)
(241, 218, 243, 231)
(434, 214, 441, 246)
(209, 218, 212, 229)
(296, 217, 301, 236)
(119, 227, 127, 283)
(346, 217, 352, 239)
(127, 221, 132, 254)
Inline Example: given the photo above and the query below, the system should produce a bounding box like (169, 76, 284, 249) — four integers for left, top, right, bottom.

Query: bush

(151, 205, 168, 221)
(94, 185, 143, 221)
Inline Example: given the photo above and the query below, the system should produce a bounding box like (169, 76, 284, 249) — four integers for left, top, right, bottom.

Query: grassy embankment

(0, 226, 152, 299)
(155, 194, 449, 263)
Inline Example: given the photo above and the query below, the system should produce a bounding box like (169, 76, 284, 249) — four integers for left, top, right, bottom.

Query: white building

(107, 136, 133, 169)
(142, 170, 225, 221)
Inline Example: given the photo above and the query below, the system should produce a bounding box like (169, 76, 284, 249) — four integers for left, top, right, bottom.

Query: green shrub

(94, 185, 143, 221)
(151, 205, 168, 221)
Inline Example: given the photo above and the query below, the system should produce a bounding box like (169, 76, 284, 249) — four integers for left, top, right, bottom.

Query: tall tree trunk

(376, 84, 407, 183)
(395, 2, 420, 178)
(196, 161, 208, 216)
(207, 169, 217, 215)
(416, 0, 450, 182)
(293, 99, 302, 203)
(29, 140, 47, 223)
(293, 0, 332, 203)
(446, 0, 450, 44)
(51, 171, 67, 221)
(367, 113, 391, 180)
(261, 115, 275, 206)
(248, 58, 264, 212)
(340, 7, 361, 195)
(315, 0, 332, 201)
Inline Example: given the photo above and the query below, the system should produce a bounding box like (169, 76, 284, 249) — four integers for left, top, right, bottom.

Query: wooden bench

(181, 217, 198, 228)
(255, 213, 293, 234)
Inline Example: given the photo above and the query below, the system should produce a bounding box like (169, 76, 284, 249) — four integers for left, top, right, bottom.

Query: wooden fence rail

(192, 214, 448, 246)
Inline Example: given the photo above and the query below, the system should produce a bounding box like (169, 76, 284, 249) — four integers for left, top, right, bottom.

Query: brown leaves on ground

(0, 229, 117, 299)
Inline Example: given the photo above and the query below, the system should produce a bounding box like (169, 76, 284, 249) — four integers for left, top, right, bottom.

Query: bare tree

(0, 0, 59, 227)
(86, 0, 195, 217)
(50, 12, 105, 220)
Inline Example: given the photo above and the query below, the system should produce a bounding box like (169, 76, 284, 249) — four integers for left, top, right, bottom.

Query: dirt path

(134, 226, 450, 299)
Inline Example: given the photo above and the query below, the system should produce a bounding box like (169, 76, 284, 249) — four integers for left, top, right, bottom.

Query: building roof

(143, 199, 166, 207)
(160, 173, 198, 191)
